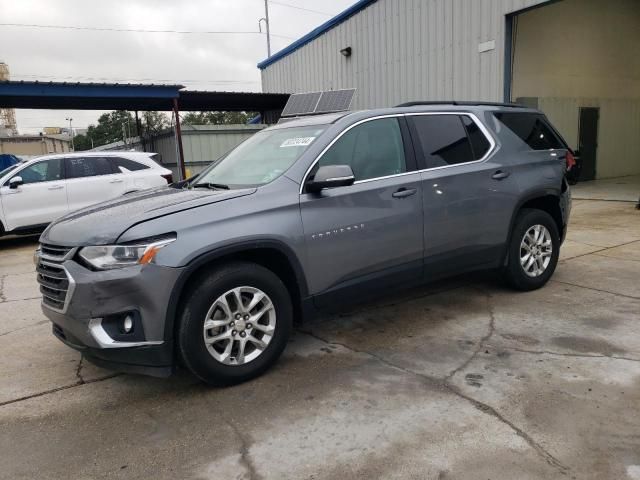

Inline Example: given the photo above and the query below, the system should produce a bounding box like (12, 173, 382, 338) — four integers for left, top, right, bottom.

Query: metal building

(259, 0, 640, 181)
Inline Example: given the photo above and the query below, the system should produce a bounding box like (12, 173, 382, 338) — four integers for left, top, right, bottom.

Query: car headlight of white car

(79, 235, 176, 270)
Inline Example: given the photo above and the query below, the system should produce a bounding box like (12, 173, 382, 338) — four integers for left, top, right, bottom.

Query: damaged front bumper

(37, 252, 184, 377)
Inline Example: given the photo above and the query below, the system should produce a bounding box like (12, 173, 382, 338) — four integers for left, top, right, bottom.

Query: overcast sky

(0, 0, 355, 134)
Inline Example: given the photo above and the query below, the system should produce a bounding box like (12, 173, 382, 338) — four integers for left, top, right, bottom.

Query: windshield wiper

(191, 182, 230, 190)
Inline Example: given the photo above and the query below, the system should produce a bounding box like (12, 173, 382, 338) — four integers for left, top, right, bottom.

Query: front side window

(410, 115, 475, 168)
(317, 117, 406, 181)
(66, 157, 114, 179)
(195, 125, 326, 188)
(14, 159, 63, 185)
(493, 112, 564, 150)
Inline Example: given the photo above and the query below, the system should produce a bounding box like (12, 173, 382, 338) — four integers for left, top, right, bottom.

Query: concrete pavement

(0, 199, 639, 479)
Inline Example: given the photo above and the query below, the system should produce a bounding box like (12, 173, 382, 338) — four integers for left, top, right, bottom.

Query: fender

(163, 238, 308, 341)
(502, 187, 562, 265)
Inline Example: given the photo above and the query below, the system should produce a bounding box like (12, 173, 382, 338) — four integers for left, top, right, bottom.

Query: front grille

(37, 244, 75, 312)
(40, 243, 74, 261)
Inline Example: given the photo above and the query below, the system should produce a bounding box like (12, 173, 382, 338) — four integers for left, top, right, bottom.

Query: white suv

(0, 151, 173, 235)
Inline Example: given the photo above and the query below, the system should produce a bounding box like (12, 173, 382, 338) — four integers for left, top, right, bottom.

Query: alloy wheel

(202, 286, 276, 365)
(520, 224, 553, 277)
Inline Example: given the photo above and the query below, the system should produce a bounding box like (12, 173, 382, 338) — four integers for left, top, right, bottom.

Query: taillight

(162, 173, 173, 184)
(565, 151, 576, 171)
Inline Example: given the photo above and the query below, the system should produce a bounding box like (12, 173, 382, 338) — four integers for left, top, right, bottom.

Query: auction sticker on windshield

(280, 137, 316, 148)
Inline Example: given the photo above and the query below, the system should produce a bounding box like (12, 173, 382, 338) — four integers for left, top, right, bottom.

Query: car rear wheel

(177, 261, 292, 385)
(503, 209, 560, 291)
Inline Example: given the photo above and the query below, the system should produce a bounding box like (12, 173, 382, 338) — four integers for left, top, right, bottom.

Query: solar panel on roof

(315, 89, 356, 114)
(281, 88, 356, 117)
(281, 91, 322, 117)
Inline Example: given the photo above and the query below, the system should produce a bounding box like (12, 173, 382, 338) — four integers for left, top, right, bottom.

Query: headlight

(79, 235, 176, 270)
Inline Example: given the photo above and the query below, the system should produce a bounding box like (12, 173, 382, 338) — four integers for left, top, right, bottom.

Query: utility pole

(259, 0, 271, 57)
(65, 117, 74, 151)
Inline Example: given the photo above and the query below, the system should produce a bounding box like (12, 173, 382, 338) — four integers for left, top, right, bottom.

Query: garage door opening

(505, 0, 640, 185)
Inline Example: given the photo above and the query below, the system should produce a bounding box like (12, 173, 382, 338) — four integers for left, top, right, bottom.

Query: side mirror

(8, 176, 23, 189)
(306, 165, 355, 193)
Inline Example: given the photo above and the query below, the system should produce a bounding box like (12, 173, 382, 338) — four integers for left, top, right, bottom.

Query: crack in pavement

(0, 275, 6, 303)
(75, 356, 85, 384)
(550, 279, 640, 300)
(0, 320, 49, 337)
(559, 238, 640, 263)
(497, 345, 640, 363)
(0, 296, 42, 304)
(593, 252, 640, 263)
(444, 290, 496, 382)
(223, 418, 262, 480)
(0, 373, 121, 408)
(297, 329, 570, 475)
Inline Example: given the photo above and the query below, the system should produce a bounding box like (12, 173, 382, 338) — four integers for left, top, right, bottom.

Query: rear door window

(65, 157, 115, 179)
(461, 116, 491, 160)
(409, 115, 475, 168)
(493, 112, 564, 150)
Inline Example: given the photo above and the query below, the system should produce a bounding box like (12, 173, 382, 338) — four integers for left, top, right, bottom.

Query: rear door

(299, 116, 424, 304)
(0, 158, 68, 230)
(407, 112, 517, 277)
(111, 156, 157, 191)
(65, 156, 126, 212)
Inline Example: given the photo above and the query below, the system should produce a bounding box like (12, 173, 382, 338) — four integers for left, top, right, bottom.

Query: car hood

(41, 186, 256, 246)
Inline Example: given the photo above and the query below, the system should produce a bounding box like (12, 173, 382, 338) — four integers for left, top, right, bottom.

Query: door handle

(48, 185, 64, 190)
(109, 179, 124, 184)
(392, 187, 417, 198)
(491, 170, 510, 180)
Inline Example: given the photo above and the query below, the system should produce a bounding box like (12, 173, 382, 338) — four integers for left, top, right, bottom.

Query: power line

(269, 0, 333, 16)
(0, 23, 295, 40)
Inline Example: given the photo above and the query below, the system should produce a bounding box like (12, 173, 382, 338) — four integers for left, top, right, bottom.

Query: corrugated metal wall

(261, 0, 548, 108)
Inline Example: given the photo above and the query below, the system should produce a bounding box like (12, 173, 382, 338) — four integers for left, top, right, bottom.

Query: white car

(0, 151, 173, 235)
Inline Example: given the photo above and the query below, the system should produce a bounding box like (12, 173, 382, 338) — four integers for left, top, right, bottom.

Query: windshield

(193, 125, 326, 188)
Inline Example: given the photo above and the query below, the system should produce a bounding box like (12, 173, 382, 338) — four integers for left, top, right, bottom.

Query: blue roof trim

(0, 81, 182, 99)
(257, 0, 378, 70)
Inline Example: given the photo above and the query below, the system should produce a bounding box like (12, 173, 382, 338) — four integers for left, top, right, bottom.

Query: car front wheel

(503, 208, 560, 291)
(177, 261, 292, 385)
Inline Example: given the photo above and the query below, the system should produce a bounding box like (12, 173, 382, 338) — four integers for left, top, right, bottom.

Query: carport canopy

(0, 80, 290, 179)
(0, 80, 289, 112)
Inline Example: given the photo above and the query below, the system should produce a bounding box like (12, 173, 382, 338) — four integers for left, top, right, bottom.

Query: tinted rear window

(410, 115, 474, 167)
(494, 112, 564, 150)
(461, 116, 491, 160)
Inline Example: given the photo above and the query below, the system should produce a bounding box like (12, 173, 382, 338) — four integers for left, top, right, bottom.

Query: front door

(578, 107, 599, 181)
(0, 158, 68, 231)
(299, 116, 424, 306)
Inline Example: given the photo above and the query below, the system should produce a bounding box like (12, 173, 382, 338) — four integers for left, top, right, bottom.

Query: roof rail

(395, 101, 527, 108)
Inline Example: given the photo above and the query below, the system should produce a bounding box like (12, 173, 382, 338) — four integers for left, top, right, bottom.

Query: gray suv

(37, 103, 571, 385)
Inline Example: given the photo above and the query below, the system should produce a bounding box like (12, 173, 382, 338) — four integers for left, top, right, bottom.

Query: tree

(142, 111, 169, 135)
(182, 111, 257, 126)
(72, 110, 170, 151)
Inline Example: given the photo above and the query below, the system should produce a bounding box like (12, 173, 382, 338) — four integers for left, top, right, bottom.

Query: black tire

(177, 261, 293, 386)
(503, 209, 560, 291)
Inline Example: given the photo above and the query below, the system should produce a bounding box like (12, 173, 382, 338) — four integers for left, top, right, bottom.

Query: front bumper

(39, 257, 185, 377)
